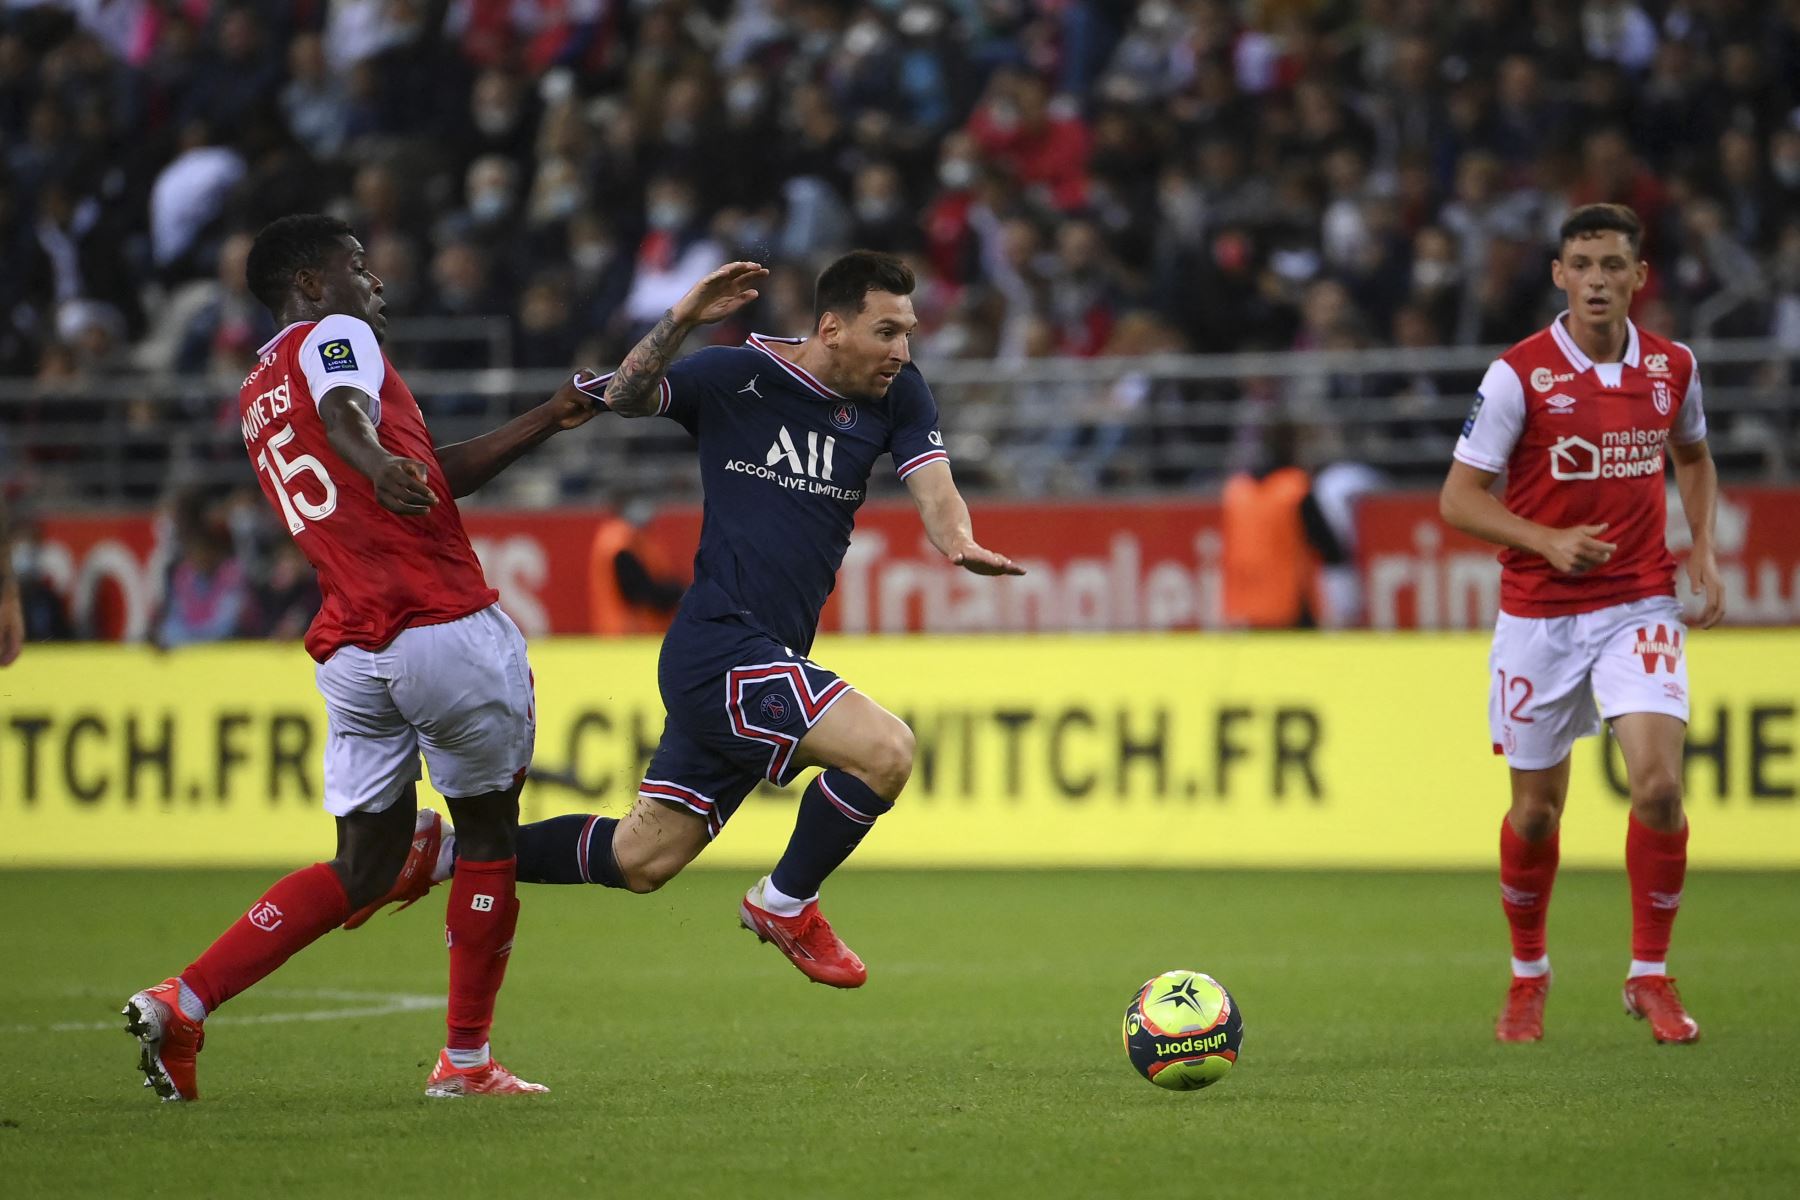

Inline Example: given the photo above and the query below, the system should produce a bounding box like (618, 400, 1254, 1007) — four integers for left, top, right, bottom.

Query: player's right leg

(123, 643, 424, 1101)
(734, 690, 914, 988)
(393, 605, 546, 1096)
(1487, 611, 1593, 1043)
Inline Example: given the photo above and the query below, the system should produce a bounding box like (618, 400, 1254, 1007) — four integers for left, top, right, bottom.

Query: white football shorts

(314, 604, 535, 815)
(1488, 595, 1690, 770)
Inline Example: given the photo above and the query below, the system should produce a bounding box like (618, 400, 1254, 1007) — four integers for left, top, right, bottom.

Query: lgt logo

(1549, 435, 1600, 480)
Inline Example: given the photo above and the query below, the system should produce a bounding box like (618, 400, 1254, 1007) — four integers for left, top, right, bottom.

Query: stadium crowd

(4, 0, 1798, 382)
(5, 0, 1800, 642)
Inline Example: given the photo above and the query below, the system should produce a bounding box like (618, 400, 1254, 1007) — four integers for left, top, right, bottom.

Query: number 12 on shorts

(1497, 670, 1535, 723)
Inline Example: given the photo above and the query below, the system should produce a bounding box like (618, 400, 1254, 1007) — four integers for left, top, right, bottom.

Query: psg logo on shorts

(830, 403, 857, 430)
(759, 693, 791, 725)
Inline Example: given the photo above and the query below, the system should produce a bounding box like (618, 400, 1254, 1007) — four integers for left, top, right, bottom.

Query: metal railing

(2, 340, 1793, 508)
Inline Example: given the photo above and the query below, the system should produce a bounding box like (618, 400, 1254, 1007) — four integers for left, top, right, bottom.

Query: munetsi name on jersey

(241, 376, 294, 445)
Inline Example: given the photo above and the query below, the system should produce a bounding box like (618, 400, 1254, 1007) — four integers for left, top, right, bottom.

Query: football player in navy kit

(360, 253, 1022, 987)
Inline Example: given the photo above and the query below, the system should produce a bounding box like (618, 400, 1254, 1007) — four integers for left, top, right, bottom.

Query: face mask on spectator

(538, 185, 582, 221)
(471, 189, 511, 221)
(1774, 154, 1800, 188)
(727, 80, 765, 118)
(648, 200, 692, 232)
(573, 242, 613, 272)
(475, 104, 516, 137)
(939, 159, 975, 189)
(1413, 260, 1459, 289)
(857, 196, 901, 223)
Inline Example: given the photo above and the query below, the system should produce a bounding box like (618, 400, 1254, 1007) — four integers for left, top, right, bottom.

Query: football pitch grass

(3, 868, 1796, 1199)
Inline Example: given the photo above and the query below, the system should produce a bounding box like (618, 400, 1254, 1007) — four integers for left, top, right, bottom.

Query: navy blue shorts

(641, 614, 852, 838)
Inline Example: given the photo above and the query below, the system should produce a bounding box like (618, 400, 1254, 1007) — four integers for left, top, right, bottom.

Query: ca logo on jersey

(766, 425, 836, 481)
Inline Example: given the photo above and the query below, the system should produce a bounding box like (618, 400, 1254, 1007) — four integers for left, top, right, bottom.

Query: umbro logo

(738, 376, 762, 398)
(1546, 394, 1577, 413)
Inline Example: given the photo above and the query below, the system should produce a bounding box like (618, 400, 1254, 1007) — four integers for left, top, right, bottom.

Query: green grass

(3, 869, 1797, 1199)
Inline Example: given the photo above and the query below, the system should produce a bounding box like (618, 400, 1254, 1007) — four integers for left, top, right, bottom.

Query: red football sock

(1627, 814, 1688, 962)
(180, 862, 350, 1014)
(1499, 818, 1559, 964)
(445, 857, 519, 1051)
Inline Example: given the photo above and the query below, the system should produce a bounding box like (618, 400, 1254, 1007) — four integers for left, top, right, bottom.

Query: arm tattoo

(604, 309, 686, 417)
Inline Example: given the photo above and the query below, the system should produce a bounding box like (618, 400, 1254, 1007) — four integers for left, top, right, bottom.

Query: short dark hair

(814, 250, 915, 324)
(1558, 203, 1641, 257)
(246, 214, 356, 314)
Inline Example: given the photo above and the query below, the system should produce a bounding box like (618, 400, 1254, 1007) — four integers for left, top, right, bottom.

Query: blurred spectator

(250, 542, 321, 643)
(148, 119, 246, 281)
(154, 502, 252, 648)
(621, 175, 724, 334)
(1221, 421, 1336, 630)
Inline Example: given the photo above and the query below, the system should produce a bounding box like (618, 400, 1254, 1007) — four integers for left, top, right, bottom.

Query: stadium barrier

(3, 633, 1795, 868)
(32, 484, 1800, 640)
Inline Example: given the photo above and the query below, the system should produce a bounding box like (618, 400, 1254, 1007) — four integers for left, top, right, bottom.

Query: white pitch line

(2, 988, 442, 1034)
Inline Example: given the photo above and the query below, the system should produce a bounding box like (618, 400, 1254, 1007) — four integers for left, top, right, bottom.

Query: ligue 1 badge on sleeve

(320, 339, 358, 373)
(1462, 391, 1484, 438)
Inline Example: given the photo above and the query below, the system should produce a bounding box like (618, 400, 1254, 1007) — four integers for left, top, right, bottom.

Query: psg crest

(830, 403, 857, 430)
(759, 693, 791, 725)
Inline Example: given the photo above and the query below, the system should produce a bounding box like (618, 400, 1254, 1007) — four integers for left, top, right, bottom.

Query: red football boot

(738, 877, 867, 989)
(1495, 974, 1550, 1043)
(122, 978, 205, 1101)
(344, 809, 445, 930)
(1623, 975, 1700, 1044)
(423, 1051, 549, 1097)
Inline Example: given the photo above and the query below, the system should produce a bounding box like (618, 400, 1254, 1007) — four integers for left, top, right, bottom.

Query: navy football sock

(513, 814, 626, 887)
(769, 770, 894, 901)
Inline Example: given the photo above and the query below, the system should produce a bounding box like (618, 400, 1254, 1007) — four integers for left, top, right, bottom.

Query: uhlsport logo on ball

(1123, 970, 1243, 1091)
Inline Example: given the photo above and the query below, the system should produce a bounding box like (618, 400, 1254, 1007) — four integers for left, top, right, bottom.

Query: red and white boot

(1624, 976, 1700, 1044)
(122, 978, 204, 1101)
(738, 877, 867, 989)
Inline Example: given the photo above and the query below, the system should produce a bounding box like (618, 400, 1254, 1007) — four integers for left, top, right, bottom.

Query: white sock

(175, 980, 208, 1022)
(446, 1043, 490, 1070)
(757, 877, 812, 918)
(1628, 959, 1667, 979)
(433, 833, 457, 884)
(1511, 956, 1551, 979)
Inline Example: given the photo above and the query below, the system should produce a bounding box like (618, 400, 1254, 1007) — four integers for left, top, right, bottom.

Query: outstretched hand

(671, 261, 769, 327)
(951, 543, 1026, 577)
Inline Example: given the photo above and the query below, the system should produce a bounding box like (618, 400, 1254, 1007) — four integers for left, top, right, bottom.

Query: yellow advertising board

(1, 634, 1795, 868)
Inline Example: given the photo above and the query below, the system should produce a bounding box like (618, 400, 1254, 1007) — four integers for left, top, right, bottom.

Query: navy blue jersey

(643, 333, 947, 653)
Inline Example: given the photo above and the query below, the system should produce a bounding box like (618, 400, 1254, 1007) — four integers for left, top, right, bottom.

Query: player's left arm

(1669, 438, 1725, 629)
(904, 462, 1025, 576)
(0, 495, 22, 666)
(1668, 347, 1724, 629)
(435, 373, 598, 498)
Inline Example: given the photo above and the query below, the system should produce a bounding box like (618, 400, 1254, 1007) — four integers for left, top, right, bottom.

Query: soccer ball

(1123, 970, 1243, 1091)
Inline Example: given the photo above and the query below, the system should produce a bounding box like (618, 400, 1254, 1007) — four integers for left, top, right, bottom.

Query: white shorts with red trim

(314, 604, 535, 815)
(1487, 595, 1689, 770)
